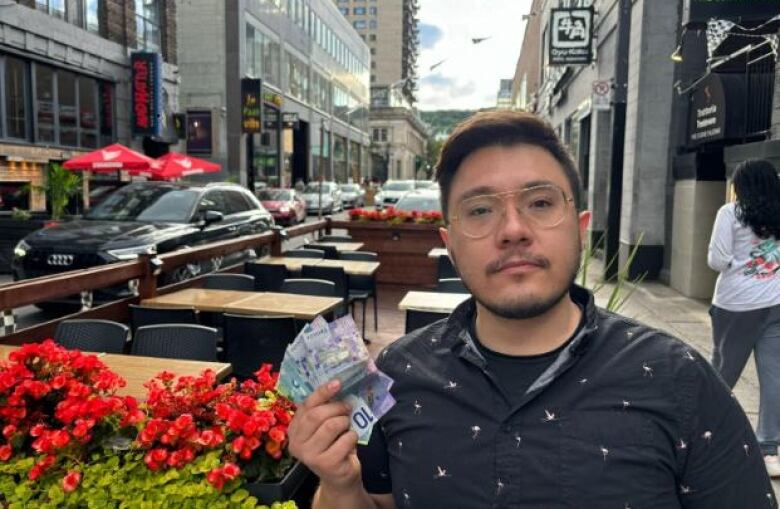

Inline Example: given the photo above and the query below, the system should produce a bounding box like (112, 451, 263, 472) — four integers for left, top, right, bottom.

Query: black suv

(12, 181, 274, 310)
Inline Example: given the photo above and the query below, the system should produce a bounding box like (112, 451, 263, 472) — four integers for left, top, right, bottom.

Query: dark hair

(733, 159, 780, 239)
(434, 111, 583, 219)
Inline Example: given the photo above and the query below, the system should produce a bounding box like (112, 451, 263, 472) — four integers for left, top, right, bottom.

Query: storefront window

(259, 104, 280, 183)
(333, 135, 347, 182)
(262, 37, 281, 87)
(4, 56, 28, 140)
(35, 65, 55, 143)
(79, 78, 98, 148)
(0, 183, 30, 212)
(58, 71, 77, 147)
(286, 51, 309, 102)
(99, 81, 115, 146)
(134, 0, 161, 52)
(349, 141, 361, 182)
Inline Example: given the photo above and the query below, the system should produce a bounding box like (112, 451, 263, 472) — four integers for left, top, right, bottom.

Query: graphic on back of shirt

(743, 238, 780, 280)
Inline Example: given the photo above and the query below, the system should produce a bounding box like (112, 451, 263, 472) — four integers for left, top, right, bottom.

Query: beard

(451, 235, 582, 320)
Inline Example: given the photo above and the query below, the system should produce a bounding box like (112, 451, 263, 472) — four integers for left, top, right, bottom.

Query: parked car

(339, 183, 365, 208)
(393, 189, 442, 213)
(374, 180, 417, 209)
(301, 181, 342, 214)
(257, 188, 306, 225)
(12, 181, 274, 311)
(413, 180, 438, 190)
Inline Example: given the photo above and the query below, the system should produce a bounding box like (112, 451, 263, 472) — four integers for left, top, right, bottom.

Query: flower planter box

(335, 221, 444, 287)
(246, 460, 313, 506)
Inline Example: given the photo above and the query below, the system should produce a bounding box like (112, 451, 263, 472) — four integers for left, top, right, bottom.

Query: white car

(393, 189, 442, 213)
(374, 180, 417, 210)
(302, 181, 342, 214)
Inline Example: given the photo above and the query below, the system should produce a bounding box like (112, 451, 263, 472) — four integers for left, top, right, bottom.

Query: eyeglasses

(450, 184, 574, 239)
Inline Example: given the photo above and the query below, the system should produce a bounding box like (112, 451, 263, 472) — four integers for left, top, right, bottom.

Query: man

(288, 111, 773, 508)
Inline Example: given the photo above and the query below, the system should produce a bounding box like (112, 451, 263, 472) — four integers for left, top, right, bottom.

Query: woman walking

(708, 158, 780, 475)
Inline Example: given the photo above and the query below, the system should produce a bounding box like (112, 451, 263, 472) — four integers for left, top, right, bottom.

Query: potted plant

(334, 208, 445, 286)
(0, 341, 303, 508)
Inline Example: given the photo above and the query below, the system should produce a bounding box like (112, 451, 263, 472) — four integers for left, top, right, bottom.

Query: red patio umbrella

(130, 152, 221, 181)
(62, 143, 155, 172)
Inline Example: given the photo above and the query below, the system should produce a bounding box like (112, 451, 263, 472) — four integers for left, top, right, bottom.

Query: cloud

(419, 23, 444, 50)
(420, 73, 454, 87)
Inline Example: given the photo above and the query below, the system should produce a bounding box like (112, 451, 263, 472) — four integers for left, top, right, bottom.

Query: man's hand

(288, 379, 362, 492)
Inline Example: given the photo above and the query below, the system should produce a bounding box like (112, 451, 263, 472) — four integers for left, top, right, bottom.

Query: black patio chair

(318, 234, 353, 242)
(304, 244, 340, 259)
(129, 304, 199, 333)
(405, 310, 449, 334)
(284, 248, 325, 259)
(244, 262, 287, 291)
(280, 278, 336, 298)
(131, 324, 218, 361)
(223, 314, 297, 376)
(437, 255, 458, 280)
(339, 251, 379, 336)
(201, 273, 255, 291)
(54, 319, 129, 353)
(437, 278, 469, 294)
(301, 265, 349, 317)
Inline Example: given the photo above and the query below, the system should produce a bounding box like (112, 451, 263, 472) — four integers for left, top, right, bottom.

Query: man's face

(440, 144, 591, 319)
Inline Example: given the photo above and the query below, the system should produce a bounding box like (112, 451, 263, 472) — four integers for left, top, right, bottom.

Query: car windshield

(304, 183, 331, 194)
(341, 184, 359, 192)
(84, 185, 200, 222)
(258, 189, 291, 201)
(415, 181, 437, 189)
(395, 194, 442, 212)
(383, 181, 415, 192)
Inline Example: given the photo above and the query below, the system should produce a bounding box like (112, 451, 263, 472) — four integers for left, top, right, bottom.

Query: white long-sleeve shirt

(707, 202, 780, 311)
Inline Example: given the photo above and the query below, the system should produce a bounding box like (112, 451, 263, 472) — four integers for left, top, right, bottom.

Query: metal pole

(246, 134, 256, 193)
(604, 0, 631, 281)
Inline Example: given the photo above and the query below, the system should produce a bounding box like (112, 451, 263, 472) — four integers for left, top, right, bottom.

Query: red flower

(62, 471, 81, 492)
(222, 462, 241, 480)
(0, 444, 12, 461)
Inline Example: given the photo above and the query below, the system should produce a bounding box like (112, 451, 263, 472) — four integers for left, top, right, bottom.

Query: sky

(416, 0, 533, 111)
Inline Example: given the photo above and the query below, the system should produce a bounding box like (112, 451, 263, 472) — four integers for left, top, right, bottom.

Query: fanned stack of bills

(277, 315, 396, 445)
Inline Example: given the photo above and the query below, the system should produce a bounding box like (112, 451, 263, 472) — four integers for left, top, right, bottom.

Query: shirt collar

(443, 284, 599, 364)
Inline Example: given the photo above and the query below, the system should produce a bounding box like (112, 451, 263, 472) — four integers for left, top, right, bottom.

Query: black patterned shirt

(358, 286, 773, 508)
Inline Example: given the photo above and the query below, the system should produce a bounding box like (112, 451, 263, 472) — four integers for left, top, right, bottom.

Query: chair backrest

(319, 234, 353, 242)
(305, 244, 339, 259)
(131, 324, 218, 361)
(339, 251, 378, 262)
(285, 248, 325, 259)
(223, 314, 297, 376)
(54, 319, 129, 353)
(437, 278, 469, 294)
(405, 310, 449, 334)
(436, 255, 458, 280)
(202, 273, 255, 291)
(280, 278, 336, 298)
(244, 262, 287, 291)
(129, 304, 199, 332)
(301, 265, 348, 302)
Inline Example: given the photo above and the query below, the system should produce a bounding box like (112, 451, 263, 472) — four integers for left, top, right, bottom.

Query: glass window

(85, 0, 99, 32)
(86, 185, 200, 222)
(99, 81, 115, 146)
(286, 51, 309, 102)
(369, 6, 377, 14)
(354, 7, 366, 14)
(57, 71, 77, 146)
(369, 20, 377, 29)
(245, 24, 257, 77)
(134, 0, 161, 52)
(353, 20, 366, 30)
(35, 65, 55, 143)
(369, 34, 376, 41)
(4, 56, 28, 140)
(339, 7, 348, 15)
(262, 37, 281, 87)
(37, 0, 66, 19)
(0, 183, 30, 212)
(78, 78, 98, 148)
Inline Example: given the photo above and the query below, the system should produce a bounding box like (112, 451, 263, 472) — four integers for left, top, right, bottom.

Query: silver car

(340, 183, 366, 208)
(302, 181, 342, 214)
(374, 180, 417, 210)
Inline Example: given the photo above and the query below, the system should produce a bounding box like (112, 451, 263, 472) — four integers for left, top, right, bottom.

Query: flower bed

(348, 207, 444, 225)
(0, 340, 299, 508)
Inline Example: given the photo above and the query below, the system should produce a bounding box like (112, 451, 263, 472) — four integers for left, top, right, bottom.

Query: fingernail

(328, 380, 339, 390)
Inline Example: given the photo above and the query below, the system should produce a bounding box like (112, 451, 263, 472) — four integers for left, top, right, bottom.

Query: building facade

(514, 0, 780, 300)
(0, 0, 179, 213)
(178, 0, 371, 189)
(334, 0, 425, 182)
(496, 79, 513, 109)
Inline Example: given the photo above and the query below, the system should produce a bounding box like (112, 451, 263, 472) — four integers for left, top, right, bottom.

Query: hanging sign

(549, 7, 594, 65)
(131, 52, 162, 137)
(241, 78, 262, 133)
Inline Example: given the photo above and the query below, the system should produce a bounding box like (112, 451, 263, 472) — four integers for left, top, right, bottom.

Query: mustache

(486, 252, 550, 274)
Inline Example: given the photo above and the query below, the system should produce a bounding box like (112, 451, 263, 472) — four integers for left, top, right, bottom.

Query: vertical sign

(549, 7, 594, 65)
(130, 52, 162, 137)
(241, 78, 262, 133)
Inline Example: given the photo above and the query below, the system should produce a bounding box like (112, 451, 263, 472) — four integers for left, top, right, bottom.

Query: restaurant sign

(549, 7, 594, 65)
(688, 73, 745, 145)
(683, 0, 780, 26)
(241, 78, 262, 133)
(282, 112, 299, 129)
(131, 52, 162, 137)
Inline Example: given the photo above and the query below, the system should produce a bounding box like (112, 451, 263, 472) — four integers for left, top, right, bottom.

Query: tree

(35, 164, 82, 220)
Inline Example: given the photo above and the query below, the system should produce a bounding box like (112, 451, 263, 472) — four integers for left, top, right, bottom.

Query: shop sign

(282, 112, 300, 129)
(549, 7, 594, 66)
(263, 91, 284, 108)
(186, 110, 213, 154)
(592, 80, 611, 111)
(683, 0, 780, 26)
(688, 73, 745, 145)
(241, 79, 262, 133)
(131, 52, 162, 137)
